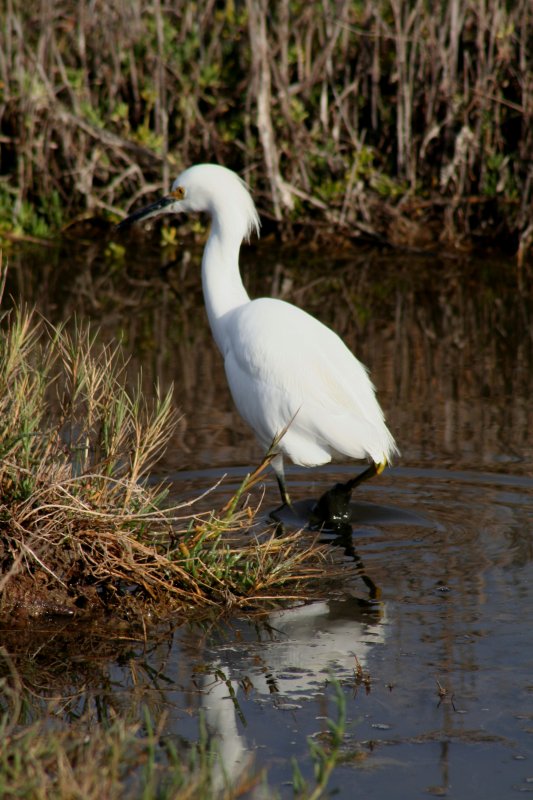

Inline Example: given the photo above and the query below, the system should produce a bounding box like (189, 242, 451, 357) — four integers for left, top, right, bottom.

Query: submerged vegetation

(0, 0, 532, 258)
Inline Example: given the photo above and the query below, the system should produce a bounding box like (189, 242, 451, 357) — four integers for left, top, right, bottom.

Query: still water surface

(4, 236, 533, 798)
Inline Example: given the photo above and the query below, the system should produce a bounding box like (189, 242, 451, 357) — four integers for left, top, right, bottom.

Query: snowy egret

(117, 164, 398, 522)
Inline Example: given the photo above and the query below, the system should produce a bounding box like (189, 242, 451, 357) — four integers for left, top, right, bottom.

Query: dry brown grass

(0, 644, 260, 799)
(0, 257, 346, 622)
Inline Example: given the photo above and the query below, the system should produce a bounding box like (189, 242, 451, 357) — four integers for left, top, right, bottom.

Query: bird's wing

(223, 298, 396, 466)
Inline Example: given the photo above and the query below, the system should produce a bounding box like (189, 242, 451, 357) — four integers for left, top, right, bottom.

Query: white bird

(118, 164, 398, 520)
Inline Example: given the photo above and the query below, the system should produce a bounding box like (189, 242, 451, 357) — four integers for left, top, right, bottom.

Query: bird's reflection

(198, 596, 387, 792)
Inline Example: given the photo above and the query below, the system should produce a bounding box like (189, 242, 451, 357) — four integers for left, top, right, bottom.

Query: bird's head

(116, 163, 260, 242)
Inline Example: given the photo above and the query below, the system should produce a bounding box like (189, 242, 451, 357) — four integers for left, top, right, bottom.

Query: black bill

(116, 195, 175, 231)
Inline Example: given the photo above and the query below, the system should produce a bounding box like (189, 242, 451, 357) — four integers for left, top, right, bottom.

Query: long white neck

(201, 212, 250, 355)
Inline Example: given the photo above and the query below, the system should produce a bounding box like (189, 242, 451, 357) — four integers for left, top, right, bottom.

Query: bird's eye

(171, 186, 185, 200)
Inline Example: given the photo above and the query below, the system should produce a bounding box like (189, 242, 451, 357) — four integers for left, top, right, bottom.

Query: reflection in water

(198, 597, 386, 792)
(203, 597, 385, 699)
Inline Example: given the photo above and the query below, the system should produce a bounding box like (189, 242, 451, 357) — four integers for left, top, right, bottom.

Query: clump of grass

(0, 695, 346, 800)
(0, 648, 349, 800)
(0, 655, 258, 800)
(0, 259, 342, 621)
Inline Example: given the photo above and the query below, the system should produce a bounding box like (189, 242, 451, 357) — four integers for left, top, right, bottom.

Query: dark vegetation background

(0, 0, 532, 259)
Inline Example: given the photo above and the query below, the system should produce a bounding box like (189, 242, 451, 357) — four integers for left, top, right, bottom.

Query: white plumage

(118, 163, 398, 505)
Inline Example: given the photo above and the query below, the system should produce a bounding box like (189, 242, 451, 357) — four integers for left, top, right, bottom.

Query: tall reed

(0, 1, 531, 254)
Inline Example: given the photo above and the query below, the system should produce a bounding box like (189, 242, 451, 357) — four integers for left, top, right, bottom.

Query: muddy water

(4, 237, 533, 797)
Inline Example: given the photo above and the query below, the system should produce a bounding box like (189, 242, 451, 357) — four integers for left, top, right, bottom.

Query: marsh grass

(0, 643, 348, 800)
(0, 258, 342, 621)
(0, 1, 532, 256)
(0, 694, 347, 800)
(0, 670, 258, 800)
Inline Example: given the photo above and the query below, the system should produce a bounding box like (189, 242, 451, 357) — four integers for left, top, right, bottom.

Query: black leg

(310, 460, 386, 532)
(340, 461, 381, 493)
(269, 472, 292, 535)
(276, 473, 292, 508)
(269, 452, 292, 508)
